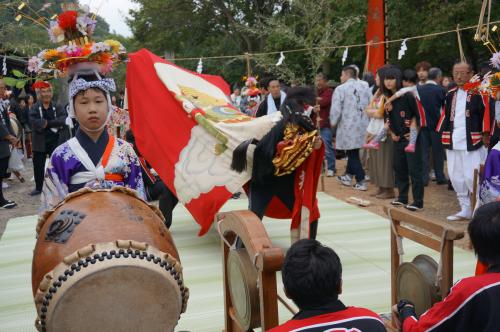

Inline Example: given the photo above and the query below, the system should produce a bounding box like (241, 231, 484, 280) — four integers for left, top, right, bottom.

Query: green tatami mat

(0, 193, 475, 331)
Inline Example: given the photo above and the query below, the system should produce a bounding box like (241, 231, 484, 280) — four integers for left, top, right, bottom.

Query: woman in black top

(382, 67, 424, 211)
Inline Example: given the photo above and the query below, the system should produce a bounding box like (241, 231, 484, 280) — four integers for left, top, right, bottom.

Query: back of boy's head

(468, 202, 500, 266)
(402, 69, 417, 84)
(282, 239, 342, 308)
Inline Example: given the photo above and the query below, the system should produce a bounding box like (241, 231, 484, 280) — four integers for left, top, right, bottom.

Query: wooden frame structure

(384, 207, 465, 308)
(217, 210, 284, 332)
(472, 164, 485, 210)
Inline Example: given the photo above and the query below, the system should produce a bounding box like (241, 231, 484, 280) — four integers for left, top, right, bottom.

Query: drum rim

(34, 241, 189, 331)
(227, 248, 260, 330)
(37, 186, 165, 235)
(396, 261, 434, 317)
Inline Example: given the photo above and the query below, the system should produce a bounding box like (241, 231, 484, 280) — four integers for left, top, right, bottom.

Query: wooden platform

(0, 193, 476, 331)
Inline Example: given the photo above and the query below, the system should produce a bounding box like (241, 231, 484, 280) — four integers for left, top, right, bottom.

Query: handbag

(8, 148, 25, 172)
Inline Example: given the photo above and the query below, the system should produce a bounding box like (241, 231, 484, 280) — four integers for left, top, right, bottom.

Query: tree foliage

(2, 0, 499, 90)
(385, 0, 496, 75)
(127, 0, 499, 86)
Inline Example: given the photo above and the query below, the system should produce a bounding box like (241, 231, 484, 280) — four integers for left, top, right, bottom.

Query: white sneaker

(447, 209, 472, 221)
(365, 175, 371, 182)
(326, 170, 335, 177)
(353, 181, 368, 191)
(430, 170, 436, 181)
(2, 182, 8, 189)
(338, 174, 352, 187)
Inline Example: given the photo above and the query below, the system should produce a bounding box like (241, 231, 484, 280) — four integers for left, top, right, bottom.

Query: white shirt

(452, 89, 467, 150)
(231, 94, 242, 107)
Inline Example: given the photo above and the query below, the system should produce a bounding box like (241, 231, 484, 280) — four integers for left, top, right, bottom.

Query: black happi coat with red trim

(436, 87, 495, 151)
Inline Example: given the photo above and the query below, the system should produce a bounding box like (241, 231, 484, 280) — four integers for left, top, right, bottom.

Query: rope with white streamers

(276, 52, 285, 66)
(398, 38, 408, 60)
(2, 55, 6, 76)
(196, 58, 203, 74)
(341, 47, 349, 65)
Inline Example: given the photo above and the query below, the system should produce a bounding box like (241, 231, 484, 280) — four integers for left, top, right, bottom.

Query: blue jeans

(320, 127, 336, 171)
(346, 149, 365, 182)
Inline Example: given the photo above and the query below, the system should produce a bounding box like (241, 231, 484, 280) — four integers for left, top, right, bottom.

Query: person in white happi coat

(330, 66, 371, 191)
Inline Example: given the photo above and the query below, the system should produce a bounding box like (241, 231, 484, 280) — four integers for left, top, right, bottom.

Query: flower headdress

(26, 4, 124, 131)
(242, 76, 260, 97)
(467, 6, 499, 98)
(27, 5, 126, 80)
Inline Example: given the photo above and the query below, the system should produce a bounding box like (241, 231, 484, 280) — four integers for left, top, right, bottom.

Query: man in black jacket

(437, 62, 494, 221)
(255, 78, 286, 118)
(0, 79, 18, 208)
(417, 67, 447, 185)
(28, 82, 67, 196)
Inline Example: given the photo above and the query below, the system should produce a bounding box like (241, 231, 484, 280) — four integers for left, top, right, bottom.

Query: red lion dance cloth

(126, 49, 322, 236)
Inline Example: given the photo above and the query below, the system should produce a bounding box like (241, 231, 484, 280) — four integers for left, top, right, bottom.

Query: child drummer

(40, 68, 145, 212)
(27, 8, 145, 212)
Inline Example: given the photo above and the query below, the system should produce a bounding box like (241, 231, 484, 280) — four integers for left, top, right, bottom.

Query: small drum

(9, 114, 22, 138)
(32, 187, 188, 332)
(396, 254, 440, 317)
(227, 248, 260, 330)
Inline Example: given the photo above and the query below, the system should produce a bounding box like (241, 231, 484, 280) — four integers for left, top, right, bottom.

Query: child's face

(417, 68, 428, 82)
(74, 88, 108, 131)
(384, 78, 397, 91)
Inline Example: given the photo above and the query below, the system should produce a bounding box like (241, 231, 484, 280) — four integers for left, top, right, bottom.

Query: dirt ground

(0, 159, 472, 251)
(323, 159, 471, 250)
(0, 161, 39, 238)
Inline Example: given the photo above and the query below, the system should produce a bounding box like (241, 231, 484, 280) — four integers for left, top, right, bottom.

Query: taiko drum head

(33, 188, 188, 332)
(10, 116, 21, 138)
(38, 244, 184, 332)
(396, 254, 440, 317)
(227, 248, 260, 330)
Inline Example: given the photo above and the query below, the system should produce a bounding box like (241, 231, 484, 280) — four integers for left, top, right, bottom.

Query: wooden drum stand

(384, 207, 465, 324)
(217, 210, 286, 332)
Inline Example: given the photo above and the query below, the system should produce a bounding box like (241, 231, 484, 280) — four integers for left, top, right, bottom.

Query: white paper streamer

(398, 38, 408, 60)
(2, 55, 6, 76)
(341, 47, 349, 65)
(196, 58, 203, 74)
(276, 52, 285, 66)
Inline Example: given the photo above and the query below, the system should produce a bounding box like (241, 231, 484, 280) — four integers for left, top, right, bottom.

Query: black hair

(380, 65, 402, 96)
(68, 72, 100, 83)
(316, 72, 329, 81)
(452, 59, 474, 73)
(231, 95, 314, 181)
(402, 69, 417, 84)
(124, 129, 135, 145)
(285, 87, 316, 106)
(415, 61, 431, 72)
(266, 78, 280, 89)
(258, 77, 270, 90)
(428, 67, 442, 80)
(362, 72, 375, 87)
(468, 202, 500, 267)
(341, 66, 356, 79)
(282, 239, 342, 308)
